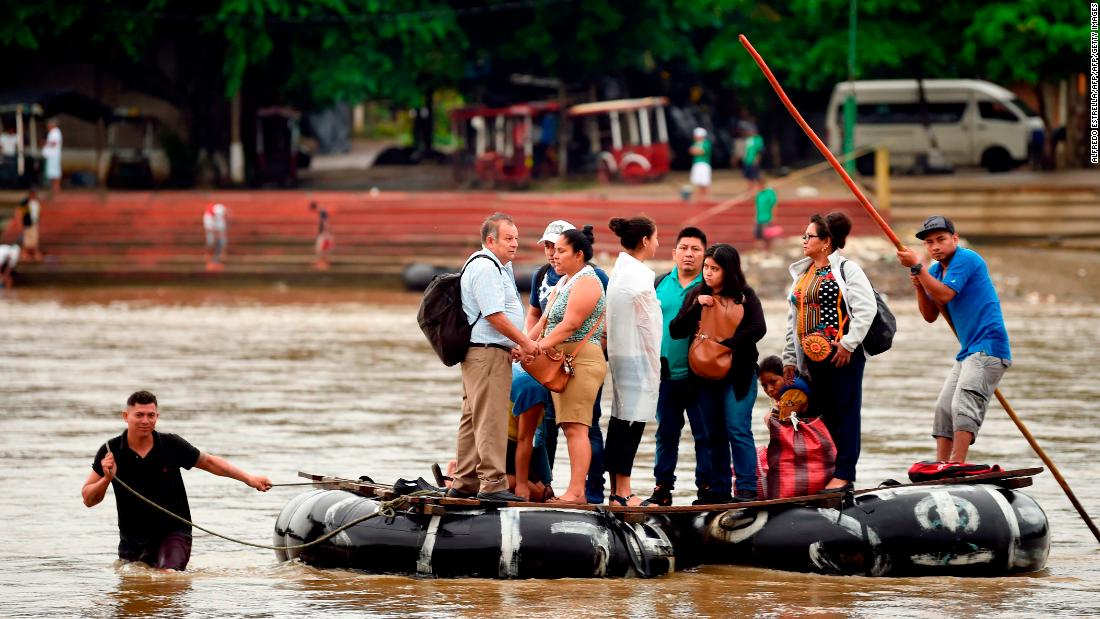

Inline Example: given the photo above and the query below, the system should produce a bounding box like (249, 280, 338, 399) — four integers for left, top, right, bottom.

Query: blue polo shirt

(655, 268, 704, 380)
(929, 247, 1011, 361)
(461, 248, 524, 347)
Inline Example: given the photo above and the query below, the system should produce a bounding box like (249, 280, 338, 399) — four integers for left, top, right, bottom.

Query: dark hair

(701, 243, 746, 298)
(480, 212, 515, 242)
(759, 355, 784, 377)
(309, 202, 318, 210)
(809, 211, 853, 250)
(127, 390, 158, 408)
(608, 216, 656, 250)
(676, 226, 707, 248)
(559, 225, 595, 262)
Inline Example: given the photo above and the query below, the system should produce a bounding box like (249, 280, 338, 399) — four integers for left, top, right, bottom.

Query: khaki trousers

(454, 346, 512, 494)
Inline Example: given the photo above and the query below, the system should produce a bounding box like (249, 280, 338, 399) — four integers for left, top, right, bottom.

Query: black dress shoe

(821, 482, 854, 494)
(445, 487, 476, 499)
(477, 490, 527, 502)
(731, 489, 758, 502)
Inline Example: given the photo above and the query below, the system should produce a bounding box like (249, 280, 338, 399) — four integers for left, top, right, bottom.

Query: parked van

(826, 79, 1043, 173)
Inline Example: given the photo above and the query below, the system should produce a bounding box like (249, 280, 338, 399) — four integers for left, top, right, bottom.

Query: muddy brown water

(1, 287, 1097, 617)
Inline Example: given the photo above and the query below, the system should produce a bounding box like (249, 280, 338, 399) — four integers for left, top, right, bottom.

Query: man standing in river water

(82, 390, 272, 570)
(452, 213, 538, 502)
(896, 216, 1011, 465)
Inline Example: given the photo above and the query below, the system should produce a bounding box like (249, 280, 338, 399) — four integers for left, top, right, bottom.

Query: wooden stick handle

(738, 34, 903, 250)
(738, 33, 1100, 546)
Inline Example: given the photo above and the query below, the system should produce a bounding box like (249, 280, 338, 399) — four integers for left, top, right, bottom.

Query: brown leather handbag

(688, 296, 744, 380)
(523, 312, 605, 393)
(521, 346, 574, 393)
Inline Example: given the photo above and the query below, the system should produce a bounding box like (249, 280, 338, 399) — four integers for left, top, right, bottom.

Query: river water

(1, 287, 1097, 618)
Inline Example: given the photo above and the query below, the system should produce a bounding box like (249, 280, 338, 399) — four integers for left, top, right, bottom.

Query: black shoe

(693, 490, 734, 505)
(731, 489, 758, 502)
(878, 479, 901, 488)
(644, 484, 674, 507)
(477, 490, 527, 502)
(821, 482, 854, 494)
(445, 487, 476, 499)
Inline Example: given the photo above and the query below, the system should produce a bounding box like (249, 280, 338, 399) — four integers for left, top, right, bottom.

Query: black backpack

(417, 254, 500, 366)
(839, 260, 896, 356)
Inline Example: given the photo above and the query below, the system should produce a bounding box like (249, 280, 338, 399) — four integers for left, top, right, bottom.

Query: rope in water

(102, 442, 428, 552)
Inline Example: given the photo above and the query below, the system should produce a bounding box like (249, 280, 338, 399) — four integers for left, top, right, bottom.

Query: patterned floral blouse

(544, 268, 606, 345)
(792, 264, 848, 341)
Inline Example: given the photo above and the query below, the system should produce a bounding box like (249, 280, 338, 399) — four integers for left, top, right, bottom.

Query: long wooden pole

(738, 34, 1100, 545)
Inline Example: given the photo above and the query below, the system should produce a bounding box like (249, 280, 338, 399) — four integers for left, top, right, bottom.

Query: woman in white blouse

(605, 216, 662, 506)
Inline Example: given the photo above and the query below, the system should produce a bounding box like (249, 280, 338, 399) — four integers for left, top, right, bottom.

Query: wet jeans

(697, 376, 758, 495)
(652, 377, 712, 490)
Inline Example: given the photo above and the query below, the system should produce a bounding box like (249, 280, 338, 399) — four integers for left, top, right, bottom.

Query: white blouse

(606, 252, 662, 423)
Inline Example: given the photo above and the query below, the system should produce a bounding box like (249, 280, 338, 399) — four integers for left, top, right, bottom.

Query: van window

(849, 102, 967, 125)
(978, 101, 1020, 122)
(1010, 98, 1040, 117)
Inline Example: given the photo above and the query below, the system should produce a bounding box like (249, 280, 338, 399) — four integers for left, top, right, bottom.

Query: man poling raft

(272, 469, 1049, 578)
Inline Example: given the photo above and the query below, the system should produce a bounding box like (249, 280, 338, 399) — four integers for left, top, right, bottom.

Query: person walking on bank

(783, 212, 876, 492)
(895, 216, 1011, 464)
(689, 128, 712, 202)
(670, 244, 766, 503)
(532, 226, 607, 504)
(42, 118, 62, 194)
(526, 219, 611, 504)
(605, 216, 662, 506)
(646, 227, 710, 506)
(452, 213, 539, 502)
(82, 391, 272, 571)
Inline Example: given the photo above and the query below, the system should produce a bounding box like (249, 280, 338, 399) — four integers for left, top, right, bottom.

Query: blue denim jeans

(535, 385, 606, 503)
(652, 377, 712, 490)
(697, 375, 758, 495)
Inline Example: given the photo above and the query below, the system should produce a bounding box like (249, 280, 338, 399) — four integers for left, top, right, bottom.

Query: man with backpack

(896, 216, 1011, 465)
(451, 213, 538, 502)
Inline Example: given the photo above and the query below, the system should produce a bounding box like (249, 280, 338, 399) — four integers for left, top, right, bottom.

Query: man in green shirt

(754, 183, 778, 252)
(742, 124, 764, 191)
(645, 226, 711, 506)
(689, 127, 712, 201)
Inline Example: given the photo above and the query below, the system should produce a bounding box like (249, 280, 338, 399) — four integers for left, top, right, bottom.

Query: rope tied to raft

(101, 441, 428, 552)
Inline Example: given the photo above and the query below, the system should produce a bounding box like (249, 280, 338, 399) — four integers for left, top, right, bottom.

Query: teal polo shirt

(656, 268, 703, 380)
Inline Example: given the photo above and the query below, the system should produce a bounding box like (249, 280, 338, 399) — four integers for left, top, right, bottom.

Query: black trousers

(604, 417, 646, 480)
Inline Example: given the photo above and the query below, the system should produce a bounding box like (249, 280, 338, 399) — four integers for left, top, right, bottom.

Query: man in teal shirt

(645, 227, 711, 506)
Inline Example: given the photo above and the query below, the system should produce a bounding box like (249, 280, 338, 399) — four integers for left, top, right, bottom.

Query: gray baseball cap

(915, 215, 956, 240)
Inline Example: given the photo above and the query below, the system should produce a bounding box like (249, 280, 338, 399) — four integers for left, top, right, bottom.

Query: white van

(826, 79, 1044, 172)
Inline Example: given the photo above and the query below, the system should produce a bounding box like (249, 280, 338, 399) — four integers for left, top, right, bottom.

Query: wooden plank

(297, 467, 1042, 514)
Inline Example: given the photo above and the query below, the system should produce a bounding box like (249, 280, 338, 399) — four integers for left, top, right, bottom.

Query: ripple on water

(1, 295, 1098, 617)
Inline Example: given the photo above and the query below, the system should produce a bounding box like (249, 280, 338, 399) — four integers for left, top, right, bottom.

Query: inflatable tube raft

(402, 263, 536, 292)
(697, 483, 1050, 577)
(274, 483, 1049, 578)
(274, 490, 675, 578)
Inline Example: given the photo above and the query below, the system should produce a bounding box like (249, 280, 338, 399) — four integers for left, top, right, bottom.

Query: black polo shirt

(93, 431, 201, 543)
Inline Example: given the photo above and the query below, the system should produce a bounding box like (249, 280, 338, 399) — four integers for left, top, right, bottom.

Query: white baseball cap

(693, 127, 707, 138)
(538, 220, 575, 245)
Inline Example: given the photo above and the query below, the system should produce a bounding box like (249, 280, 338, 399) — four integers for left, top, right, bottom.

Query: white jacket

(783, 251, 877, 374)
(607, 252, 662, 423)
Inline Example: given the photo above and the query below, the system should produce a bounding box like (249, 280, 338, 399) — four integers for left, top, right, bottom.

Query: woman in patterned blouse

(782, 212, 877, 493)
(532, 226, 607, 504)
